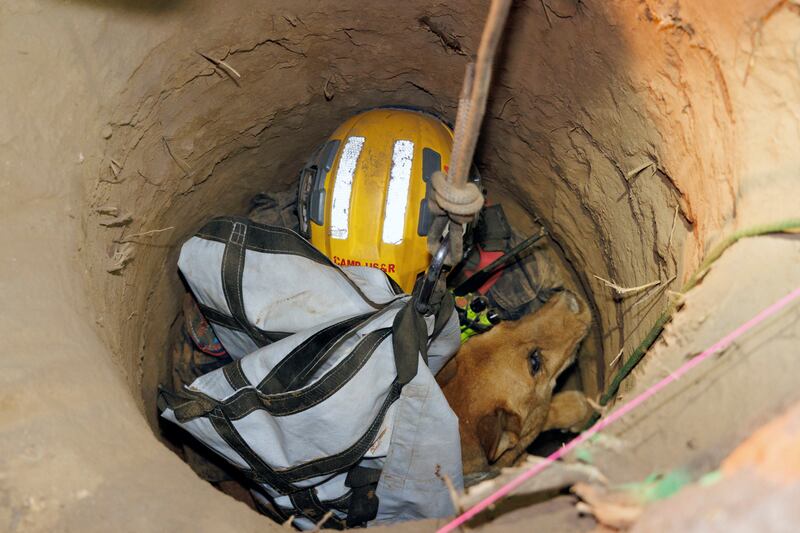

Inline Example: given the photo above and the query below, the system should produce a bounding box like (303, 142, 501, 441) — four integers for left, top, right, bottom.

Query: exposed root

(99, 214, 133, 227)
(418, 15, 465, 55)
(323, 75, 335, 101)
(631, 274, 677, 310)
(107, 243, 135, 274)
(442, 473, 463, 516)
(162, 136, 192, 175)
(459, 457, 606, 510)
(593, 275, 661, 297)
(107, 158, 123, 179)
(572, 482, 643, 530)
(94, 205, 119, 216)
(197, 51, 242, 85)
(625, 159, 656, 182)
(309, 511, 334, 532)
(667, 205, 679, 251)
(116, 226, 175, 243)
(586, 396, 609, 417)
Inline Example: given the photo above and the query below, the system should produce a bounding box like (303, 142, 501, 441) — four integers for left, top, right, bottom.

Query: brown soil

(0, 0, 798, 531)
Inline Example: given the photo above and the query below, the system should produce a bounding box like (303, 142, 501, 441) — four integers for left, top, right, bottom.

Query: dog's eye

(529, 348, 542, 376)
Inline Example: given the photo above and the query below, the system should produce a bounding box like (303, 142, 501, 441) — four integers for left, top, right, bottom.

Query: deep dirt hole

(6, 0, 800, 530)
(77, 0, 730, 526)
(15, 0, 795, 529)
(84, 0, 724, 418)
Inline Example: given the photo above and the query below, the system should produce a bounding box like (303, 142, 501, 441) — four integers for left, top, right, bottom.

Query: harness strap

(345, 466, 382, 527)
(432, 291, 456, 340)
(222, 359, 250, 389)
(159, 327, 394, 421)
(258, 312, 375, 394)
(199, 216, 388, 311)
(453, 230, 547, 296)
(290, 489, 346, 530)
(206, 405, 296, 493)
(220, 221, 273, 347)
(476, 204, 512, 249)
(391, 301, 426, 383)
(197, 302, 290, 343)
(161, 377, 405, 492)
(187, 217, 398, 351)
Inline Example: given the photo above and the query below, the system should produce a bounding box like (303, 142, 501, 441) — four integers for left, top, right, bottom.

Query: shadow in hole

(465, 488, 566, 527)
(64, 0, 189, 14)
(158, 414, 263, 513)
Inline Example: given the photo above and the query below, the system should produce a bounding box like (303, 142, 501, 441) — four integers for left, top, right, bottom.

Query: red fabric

(465, 246, 504, 295)
(183, 295, 228, 357)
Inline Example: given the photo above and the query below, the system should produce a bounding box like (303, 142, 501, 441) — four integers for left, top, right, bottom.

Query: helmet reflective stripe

(303, 108, 462, 292)
(382, 140, 415, 245)
(330, 136, 365, 240)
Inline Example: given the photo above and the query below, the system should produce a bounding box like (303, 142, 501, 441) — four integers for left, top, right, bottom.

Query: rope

(437, 284, 800, 533)
(427, 0, 512, 262)
(448, 0, 512, 187)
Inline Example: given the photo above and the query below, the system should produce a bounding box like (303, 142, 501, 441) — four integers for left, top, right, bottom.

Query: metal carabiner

(414, 233, 451, 314)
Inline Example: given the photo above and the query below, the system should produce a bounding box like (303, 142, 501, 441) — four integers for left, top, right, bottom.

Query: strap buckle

(415, 233, 450, 314)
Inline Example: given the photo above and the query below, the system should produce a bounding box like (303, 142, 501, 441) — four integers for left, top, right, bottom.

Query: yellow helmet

(298, 108, 456, 292)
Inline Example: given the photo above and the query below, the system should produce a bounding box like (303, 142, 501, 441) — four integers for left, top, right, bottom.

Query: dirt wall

(1, 0, 798, 531)
(81, 0, 730, 414)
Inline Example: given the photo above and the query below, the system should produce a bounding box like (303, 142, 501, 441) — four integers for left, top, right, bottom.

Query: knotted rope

(427, 0, 512, 263)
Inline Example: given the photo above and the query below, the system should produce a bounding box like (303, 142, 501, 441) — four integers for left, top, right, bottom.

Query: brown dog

(436, 291, 593, 479)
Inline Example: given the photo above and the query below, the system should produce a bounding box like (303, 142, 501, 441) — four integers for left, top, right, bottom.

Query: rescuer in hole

(164, 107, 593, 527)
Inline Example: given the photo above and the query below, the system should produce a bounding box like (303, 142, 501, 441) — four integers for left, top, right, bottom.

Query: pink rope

(437, 285, 800, 533)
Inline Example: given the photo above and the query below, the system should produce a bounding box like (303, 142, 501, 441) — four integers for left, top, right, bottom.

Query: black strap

(275, 381, 403, 484)
(168, 328, 393, 421)
(258, 312, 375, 394)
(222, 359, 250, 389)
(206, 406, 296, 493)
(452, 230, 547, 296)
(198, 217, 331, 266)
(159, 304, 400, 422)
(391, 300, 426, 382)
(325, 493, 353, 513)
(474, 204, 513, 251)
(345, 466, 382, 527)
(197, 302, 290, 343)
(157, 386, 216, 421)
(462, 317, 493, 334)
(193, 216, 402, 354)
(164, 379, 404, 489)
(386, 274, 405, 296)
(251, 493, 292, 524)
(220, 220, 273, 347)
(197, 216, 388, 312)
(431, 291, 455, 340)
(290, 489, 346, 530)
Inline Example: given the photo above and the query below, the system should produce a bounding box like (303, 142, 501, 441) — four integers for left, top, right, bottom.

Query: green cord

(585, 218, 800, 428)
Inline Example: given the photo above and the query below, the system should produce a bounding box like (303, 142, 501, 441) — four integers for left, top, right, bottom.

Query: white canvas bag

(160, 217, 462, 529)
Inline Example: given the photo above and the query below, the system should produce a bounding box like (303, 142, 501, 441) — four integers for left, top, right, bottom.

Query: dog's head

(437, 291, 592, 476)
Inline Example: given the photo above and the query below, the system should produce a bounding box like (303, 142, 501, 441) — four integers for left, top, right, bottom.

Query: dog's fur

(436, 291, 593, 478)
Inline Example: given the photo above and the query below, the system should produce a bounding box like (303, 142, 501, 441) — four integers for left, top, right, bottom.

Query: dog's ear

(543, 390, 593, 432)
(477, 409, 521, 464)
